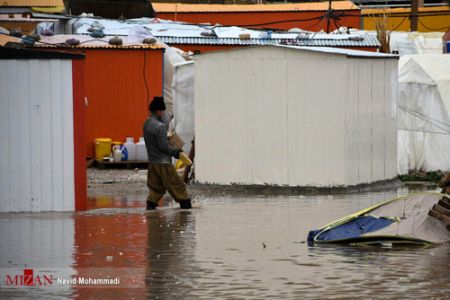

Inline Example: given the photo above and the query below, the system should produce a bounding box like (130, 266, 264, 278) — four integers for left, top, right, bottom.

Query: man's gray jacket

(143, 114, 179, 164)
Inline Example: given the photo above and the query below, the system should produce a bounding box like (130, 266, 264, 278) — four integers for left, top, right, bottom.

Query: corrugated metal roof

(0, 0, 63, 7)
(0, 7, 30, 13)
(71, 17, 379, 48)
(0, 34, 21, 46)
(158, 34, 380, 48)
(31, 6, 65, 13)
(31, 12, 71, 19)
(33, 35, 165, 50)
(153, 2, 359, 13)
(280, 34, 380, 47)
(0, 17, 57, 22)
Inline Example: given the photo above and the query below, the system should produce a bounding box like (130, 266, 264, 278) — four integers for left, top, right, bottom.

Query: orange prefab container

(154, 2, 361, 32)
(31, 36, 165, 159)
(84, 49, 164, 158)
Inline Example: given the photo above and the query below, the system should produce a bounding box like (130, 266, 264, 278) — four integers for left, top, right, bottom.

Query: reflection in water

(0, 188, 449, 299)
(73, 196, 148, 299)
(145, 210, 197, 299)
(0, 213, 75, 299)
(87, 195, 145, 209)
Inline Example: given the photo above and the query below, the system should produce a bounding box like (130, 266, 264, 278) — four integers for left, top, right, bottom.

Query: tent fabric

(173, 61, 194, 154)
(364, 193, 450, 243)
(388, 31, 444, 55)
(314, 216, 394, 241)
(309, 193, 450, 244)
(397, 54, 450, 174)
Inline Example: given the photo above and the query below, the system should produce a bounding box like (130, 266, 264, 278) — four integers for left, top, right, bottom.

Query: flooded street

(1, 186, 449, 299)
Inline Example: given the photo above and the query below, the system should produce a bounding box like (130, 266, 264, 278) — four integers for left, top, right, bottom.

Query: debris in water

(106, 256, 113, 262)
(262, 243, 266, 248)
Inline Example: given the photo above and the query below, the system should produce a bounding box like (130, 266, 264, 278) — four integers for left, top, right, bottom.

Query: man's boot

(146, 201, 157, 210)
(179, 199, 192, 209)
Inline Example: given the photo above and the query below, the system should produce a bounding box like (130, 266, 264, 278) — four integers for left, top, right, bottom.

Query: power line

(399, 127, 450, 136)
(143, 50, 150, 107)
(390, 16, 408, 30)
(418, 18, 450, 31)
(237, 15, 324, 28)
(398, 105, 450, 135)
(399, 105, 450, 130)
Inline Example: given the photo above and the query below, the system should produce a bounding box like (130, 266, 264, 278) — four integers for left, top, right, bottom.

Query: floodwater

(0, 186, 449, 299)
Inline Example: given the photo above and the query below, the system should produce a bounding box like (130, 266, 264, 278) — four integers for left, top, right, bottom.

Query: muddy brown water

(0, 186, 449, 299)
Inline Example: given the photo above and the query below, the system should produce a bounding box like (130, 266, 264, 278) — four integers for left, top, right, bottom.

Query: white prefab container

(0, 48, 87, 212)
(194, 45, 398, 187)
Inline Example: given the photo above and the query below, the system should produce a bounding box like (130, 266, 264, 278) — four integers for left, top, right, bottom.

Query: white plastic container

(112, 145, 123, 162)
(136, 137, 148, 161)
(123, 137, 136, 161)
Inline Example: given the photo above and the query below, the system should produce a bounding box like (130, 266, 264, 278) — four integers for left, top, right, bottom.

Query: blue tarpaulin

(309, 216, 394, 242)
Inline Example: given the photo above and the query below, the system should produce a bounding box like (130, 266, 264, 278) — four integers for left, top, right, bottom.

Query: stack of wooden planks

(429, 173, 450, 231)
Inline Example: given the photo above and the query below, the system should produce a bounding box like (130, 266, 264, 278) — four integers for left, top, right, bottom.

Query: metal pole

(411, 0, 418, 31)
(326, 0, 332, 33)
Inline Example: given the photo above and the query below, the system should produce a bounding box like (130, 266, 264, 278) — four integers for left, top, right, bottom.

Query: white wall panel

(371, 61, 386, 182)
(344, 60, 360, 186)
(251, 58, 288, 185)
(29, 60, 44, 212)
(286, 58, 347, 186)
(356, 62, 373, 184)
(60, 61, 75, 211)
(49, 60, 64, 211)
(0, 62, 11, 212)
(385, 61, 398, 179)
(194, 46, 398, 187)
(9, 60, 32, 212)
(0, 59, 75, 212)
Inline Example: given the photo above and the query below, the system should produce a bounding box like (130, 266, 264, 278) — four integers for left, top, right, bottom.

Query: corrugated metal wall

(84, 49, 164, 158)
(0, 59, 75, 212)
(194, 46, 397, 187)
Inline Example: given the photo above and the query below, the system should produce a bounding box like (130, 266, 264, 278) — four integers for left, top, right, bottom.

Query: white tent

(173, 61, 195, 154)
(389, 32, 444, 55)
(398, 54, 450, 174)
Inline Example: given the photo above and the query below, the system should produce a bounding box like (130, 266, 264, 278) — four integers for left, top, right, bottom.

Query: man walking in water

(143, 96, 192, 210)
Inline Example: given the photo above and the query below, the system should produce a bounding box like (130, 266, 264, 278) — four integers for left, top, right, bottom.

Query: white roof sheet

(276, 45, 398, 58)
